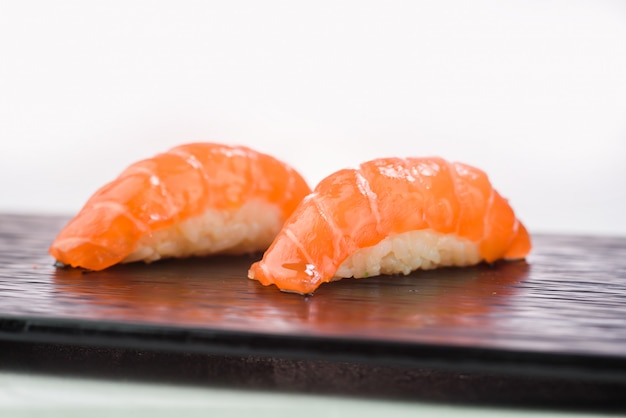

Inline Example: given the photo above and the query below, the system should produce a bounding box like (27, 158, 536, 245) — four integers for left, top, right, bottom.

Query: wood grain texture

(1, 213, 626, 363)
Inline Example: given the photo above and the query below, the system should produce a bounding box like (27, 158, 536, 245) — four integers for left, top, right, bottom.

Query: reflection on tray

(51, 256, 530, 340)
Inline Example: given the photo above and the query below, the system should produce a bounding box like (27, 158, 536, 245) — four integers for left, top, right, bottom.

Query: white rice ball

(334, 230, 482, 279)
(123, 200, 283, 264)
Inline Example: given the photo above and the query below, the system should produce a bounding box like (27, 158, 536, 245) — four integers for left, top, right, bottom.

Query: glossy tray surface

(1, 214, 626, 382)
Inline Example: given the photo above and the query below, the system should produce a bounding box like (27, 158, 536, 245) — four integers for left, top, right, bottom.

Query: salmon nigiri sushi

(50, 143, 311, 271)
(248, 157, 531, 295)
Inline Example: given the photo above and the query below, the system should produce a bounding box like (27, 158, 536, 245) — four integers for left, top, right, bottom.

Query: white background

(1, 0, 625, 236)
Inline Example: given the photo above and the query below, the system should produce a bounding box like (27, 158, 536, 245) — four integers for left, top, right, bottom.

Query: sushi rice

(334, 230, 481, 280)
(123, 200, 283, 264)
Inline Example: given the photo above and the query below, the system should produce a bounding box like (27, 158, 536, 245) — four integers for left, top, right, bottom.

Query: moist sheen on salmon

(248, 157, 531, 295)
(49, 143, 311, 270)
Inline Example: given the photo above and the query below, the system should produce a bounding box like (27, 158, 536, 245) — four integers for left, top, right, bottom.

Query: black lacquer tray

(1, 213, 625, 408)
